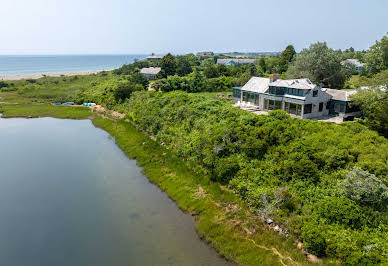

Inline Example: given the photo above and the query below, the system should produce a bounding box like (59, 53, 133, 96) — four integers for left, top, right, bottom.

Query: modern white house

(140, 67, 161, 80)
(233, 75, 360, 120)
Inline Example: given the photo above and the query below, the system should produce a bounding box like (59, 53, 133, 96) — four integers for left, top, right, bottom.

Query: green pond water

(0, 117, 231, 266)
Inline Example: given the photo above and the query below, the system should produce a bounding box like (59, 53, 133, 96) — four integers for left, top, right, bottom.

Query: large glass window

(265, 99, 282, 110)
(248, 93, 255, 102)
(285, 102, 302, 116)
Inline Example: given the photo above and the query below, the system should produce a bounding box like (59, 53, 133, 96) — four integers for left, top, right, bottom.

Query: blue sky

(0, 0, 387, 54)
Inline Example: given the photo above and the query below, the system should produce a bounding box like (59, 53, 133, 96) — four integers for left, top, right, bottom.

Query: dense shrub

(125, 91, 388, 263)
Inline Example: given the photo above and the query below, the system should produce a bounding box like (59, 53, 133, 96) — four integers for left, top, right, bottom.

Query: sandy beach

(0, 70, 103, 81)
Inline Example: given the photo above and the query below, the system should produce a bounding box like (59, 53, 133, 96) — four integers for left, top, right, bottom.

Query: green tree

(365, 34, 388, 74)
(176, 55, 193, 76)
(203, 64, 219, 78)
(189, 68, 204, 92)
(160, 53, 177, 77)
(279, 45, 296, 73)
(351, 81, 388, 137)
(259, 57, 267, 73)
(287, 42, 350, 88)
(129, 72, 149, 87)
(114, 81, 143, 102)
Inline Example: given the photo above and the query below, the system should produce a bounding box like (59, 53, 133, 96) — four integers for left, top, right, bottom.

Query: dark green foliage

(113, 60, 151, 75)
(351, 83, 388, 137)
(279, 45, 296, 72)
(365, 34, 388, 74)
(113, 81, 144, 102)
(287, 42, 351, 88)
(152, 73, 231, 93)
(125, 91, 388, 263)
(176, 54, 196, 76)
(0, 81, 8, 88)
(315, 196, 363, 229)
(259, 57, 266, 73)
(203, 64, 219, 78)
(128, 71, 149, 87)
(301, 221, 326, 256)
(160, 53, 177, 77)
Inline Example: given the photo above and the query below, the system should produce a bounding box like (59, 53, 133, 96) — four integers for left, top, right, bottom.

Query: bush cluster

(125, 91, 388, 264)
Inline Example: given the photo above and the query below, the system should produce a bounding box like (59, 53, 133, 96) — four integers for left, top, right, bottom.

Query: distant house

(233, 74, 360, 120)
(146, 54, 164, 61)
(217, 59, 257, 66)
(140, 67, 161, 80)
(342, 59, 365, 72)
(197, 51, 214, 57)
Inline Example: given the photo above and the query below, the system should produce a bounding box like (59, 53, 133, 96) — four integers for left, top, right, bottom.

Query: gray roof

(241, 77, 320, 97)
(325, 89, 357, 101)
(270, 78, 316, 90)
(217, 59, 256, 65)
(343, 59, 365, 68)
(140, 67, 161, 75)
(241, 77, 270, 93)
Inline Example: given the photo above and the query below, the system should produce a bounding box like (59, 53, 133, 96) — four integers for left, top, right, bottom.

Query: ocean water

(0, 55, 146, 75)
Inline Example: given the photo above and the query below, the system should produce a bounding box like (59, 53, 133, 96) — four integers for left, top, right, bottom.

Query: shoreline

(0, 70, 107, 81)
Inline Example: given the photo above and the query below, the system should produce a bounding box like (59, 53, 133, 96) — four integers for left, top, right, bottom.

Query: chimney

(270, 73, 280, 82)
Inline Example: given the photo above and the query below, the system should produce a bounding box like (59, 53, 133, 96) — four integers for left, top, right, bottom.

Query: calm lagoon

(0, 118, 231, 266)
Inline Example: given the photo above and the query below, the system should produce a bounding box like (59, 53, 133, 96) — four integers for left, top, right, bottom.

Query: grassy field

(0, 72, 114, 104)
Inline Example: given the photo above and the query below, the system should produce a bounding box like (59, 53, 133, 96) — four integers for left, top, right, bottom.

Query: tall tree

(176, 55, 193, 76)
(160, 53, 177, 77)
(279, 45, 296, 72)
(365, 34, 388, 74)
(259, 57, 267, 73)
(351, 70, 388, 137)
(203, 64, 219, 78)
(287, 42, 350, 88)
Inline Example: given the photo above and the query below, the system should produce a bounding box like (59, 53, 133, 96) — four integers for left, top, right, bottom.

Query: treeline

(124, 91, 388, 264)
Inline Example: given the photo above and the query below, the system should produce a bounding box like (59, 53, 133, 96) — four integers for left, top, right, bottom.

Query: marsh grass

(0, 104, 91, 119)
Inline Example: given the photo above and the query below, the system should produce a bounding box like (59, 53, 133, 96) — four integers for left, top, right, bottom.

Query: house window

(304, 104, 312, 114)
(313, 90, 318, 97)
(319, 102, 323, 112)
(326, 102, 330, 109)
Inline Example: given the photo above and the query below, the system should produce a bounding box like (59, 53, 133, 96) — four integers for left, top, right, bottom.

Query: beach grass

(0, 72, 113, 104)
